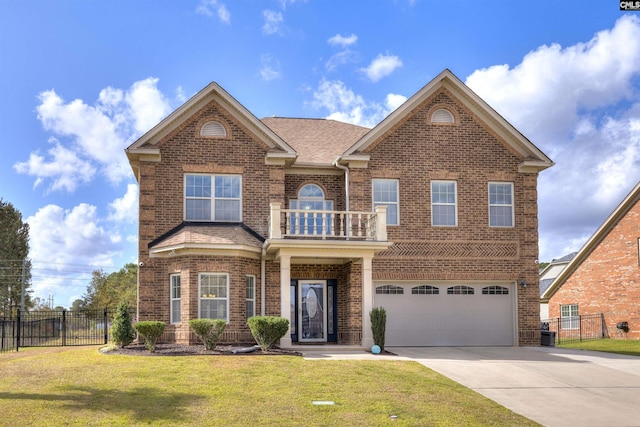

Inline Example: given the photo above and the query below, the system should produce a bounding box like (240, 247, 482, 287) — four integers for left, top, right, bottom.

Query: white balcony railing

(269, 203, 387, 241)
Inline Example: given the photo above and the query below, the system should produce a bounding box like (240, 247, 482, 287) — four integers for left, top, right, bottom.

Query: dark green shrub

(370, 307, 386, 351)
(111, 301, 135, 348)
(189, 319, 227, 350)
(133, 321, 165, 352)
(247, 316, 289, 351)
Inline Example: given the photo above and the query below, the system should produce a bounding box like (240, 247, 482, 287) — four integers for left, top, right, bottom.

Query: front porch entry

(290, 279, 338, 343)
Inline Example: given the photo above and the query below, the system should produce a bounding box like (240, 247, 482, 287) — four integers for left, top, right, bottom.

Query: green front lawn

(0, 346, 538, 426)
(558, 338, 640, 356)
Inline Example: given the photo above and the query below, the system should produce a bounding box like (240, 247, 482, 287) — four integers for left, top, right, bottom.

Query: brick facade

(548, 192, 640, 339)
(129, 71, 550, 347)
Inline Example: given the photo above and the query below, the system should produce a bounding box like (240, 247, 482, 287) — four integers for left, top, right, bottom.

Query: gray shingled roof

(261, 117, 370, 165)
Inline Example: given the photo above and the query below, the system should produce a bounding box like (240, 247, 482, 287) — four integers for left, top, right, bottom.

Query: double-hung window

(185, 174, 241, 221)
(373, 179, 399, 225)
(489, 182, 514, 227)
(431, 181, 457, 226)
(246, 275, 256, 319)
(170, 274, 181, 324)
(199, 273, 229, 321)
(561, 304, 579, 330)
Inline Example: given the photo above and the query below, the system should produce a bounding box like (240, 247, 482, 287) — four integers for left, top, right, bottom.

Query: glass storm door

(299, 281, 327, 342)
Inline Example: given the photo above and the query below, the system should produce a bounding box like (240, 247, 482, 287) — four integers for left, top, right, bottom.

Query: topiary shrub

(247, 316, 289, 351)
(189, 319, 227, 350)
(111, 301, 135, 348)
(133, 321, 165, 353)
(370, 307, 386, 351)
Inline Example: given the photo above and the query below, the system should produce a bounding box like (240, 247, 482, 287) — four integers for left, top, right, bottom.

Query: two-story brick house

(126, 69, 553, 348)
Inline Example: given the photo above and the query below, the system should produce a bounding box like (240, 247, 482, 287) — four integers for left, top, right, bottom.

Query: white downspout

(261, 245, 266, 316)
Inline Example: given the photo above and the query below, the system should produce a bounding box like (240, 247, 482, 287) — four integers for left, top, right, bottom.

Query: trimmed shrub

(111, 301, 135, 348)
(189, 319, 227, 350)
(247, 316, 289, 351)
(133, 321, 165, 353)
(370, 307, 387, 351)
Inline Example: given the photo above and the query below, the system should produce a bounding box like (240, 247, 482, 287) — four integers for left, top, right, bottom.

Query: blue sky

(1, 1, 639, 308)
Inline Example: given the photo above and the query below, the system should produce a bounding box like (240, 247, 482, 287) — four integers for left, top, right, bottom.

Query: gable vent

(201, 121, 227, 138)
(431, 109, 455, 124)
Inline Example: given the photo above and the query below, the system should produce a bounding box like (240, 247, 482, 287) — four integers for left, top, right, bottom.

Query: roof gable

(541, 182, 640, 301)
(343, 69, 553, 173)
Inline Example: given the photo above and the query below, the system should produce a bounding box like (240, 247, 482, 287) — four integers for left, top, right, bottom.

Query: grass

(0, 346, 539, 427)
(558, 338, 640, 356)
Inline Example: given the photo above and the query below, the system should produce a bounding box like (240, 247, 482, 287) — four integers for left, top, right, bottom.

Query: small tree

(189, 319, 227, 350)
(370, 307, 386, 351)
(134, 321, 165, 353)
(111, 301, 135, 348)
(247, 316, 289, 351)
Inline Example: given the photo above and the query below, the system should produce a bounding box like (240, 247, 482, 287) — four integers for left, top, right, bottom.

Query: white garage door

(374, 283, 515, 346)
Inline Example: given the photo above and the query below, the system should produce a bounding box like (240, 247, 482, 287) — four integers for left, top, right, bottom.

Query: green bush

(133, 321, 165, 352)
(111, 301, 135, 348)
(247, 316, 289, 351)
(370, 307, 386, 351)
(189, 319, 227, 350)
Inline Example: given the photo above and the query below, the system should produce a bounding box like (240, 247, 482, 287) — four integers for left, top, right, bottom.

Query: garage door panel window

(447, 285, 474, 295)
(412, 285, 439, 295)
(482, 286, 509, 295)
(376, 285, 404, 294)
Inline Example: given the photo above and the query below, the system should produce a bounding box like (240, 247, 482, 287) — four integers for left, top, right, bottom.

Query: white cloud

(108, 183, 138, 223)
(311, 79, 400, 127)
(14, 138, 95, 192)
(465, 15, 640, 261)
(196, 0, 231, 24)
(325, 50, 359, 72)
(259, 53, 282, 81)
(361, 54, 403, 82)
(328, 33, 357, 47)
(262, 10, 284, 35)
(16, 78, 171, 191)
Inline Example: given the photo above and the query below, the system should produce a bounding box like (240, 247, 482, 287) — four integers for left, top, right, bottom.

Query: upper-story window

(290, 184, 333, 235)
(200, 120, 227, 138)
(431, 181, 457, 226)
(489, 182, 514, 227)
(185, 174, 241, 221)
(373, 179, 399, 225)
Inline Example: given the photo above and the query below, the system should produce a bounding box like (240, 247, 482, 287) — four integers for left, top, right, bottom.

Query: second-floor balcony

(269, 203, 388, 242)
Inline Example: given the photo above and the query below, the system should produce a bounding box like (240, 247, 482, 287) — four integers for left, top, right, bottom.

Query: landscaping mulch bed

(101, 343, 302, 356)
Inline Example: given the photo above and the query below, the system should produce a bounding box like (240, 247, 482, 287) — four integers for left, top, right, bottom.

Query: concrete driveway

(390, 346, 640, 427)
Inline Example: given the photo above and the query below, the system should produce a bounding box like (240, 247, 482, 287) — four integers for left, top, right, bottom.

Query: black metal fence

(541, 313, 609, 345)
(0, 308, 126, 352)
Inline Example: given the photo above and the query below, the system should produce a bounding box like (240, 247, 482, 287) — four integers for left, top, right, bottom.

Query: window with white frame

(373, 179, 399, 225)
(246, 275, 255, 319)
(561, 304, 579, 330)
(170, 274, 181, 324)
(447, 285, 474, 295)
(199, 273, 229, 321)
(431, 181, 457, 226)
(375, 285, 404, 294)
(289, 184, 334, 235)
(489, 182, 514, 227)
(185, 174, 241, 222)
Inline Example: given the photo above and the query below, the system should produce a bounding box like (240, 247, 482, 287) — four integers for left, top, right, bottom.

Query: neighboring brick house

(125, 69, 553, 348)
(539, 252, 576, 319)
(541, 182, 640, 339)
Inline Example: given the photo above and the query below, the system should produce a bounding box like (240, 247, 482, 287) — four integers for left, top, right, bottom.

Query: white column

(361, 256, 374, 348)
(270, 202, 282, 239)
(279, 254, 292, 348)
(375, 205, 387, 241)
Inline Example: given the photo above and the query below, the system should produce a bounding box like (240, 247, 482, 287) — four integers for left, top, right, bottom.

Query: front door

(299, 281, 327, 342)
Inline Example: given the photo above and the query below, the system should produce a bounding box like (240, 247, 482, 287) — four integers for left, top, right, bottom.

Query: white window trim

(246, 275, 256, 319)
(561, 304, 579, 330)
(372, 178, 400, 226)
(431, 180, 458, 227)
(488, 182, 514, 228)
(170, 274, 181, 324)
(198, 273, 230, 322)
(184, 174, 242, 222)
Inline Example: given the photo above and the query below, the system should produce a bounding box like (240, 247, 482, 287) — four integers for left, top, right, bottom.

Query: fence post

(579, 314, 583, 342)
(16, 309, 20, 351)
(62, 310, 66, 347)
(104, 308, 108, 344)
